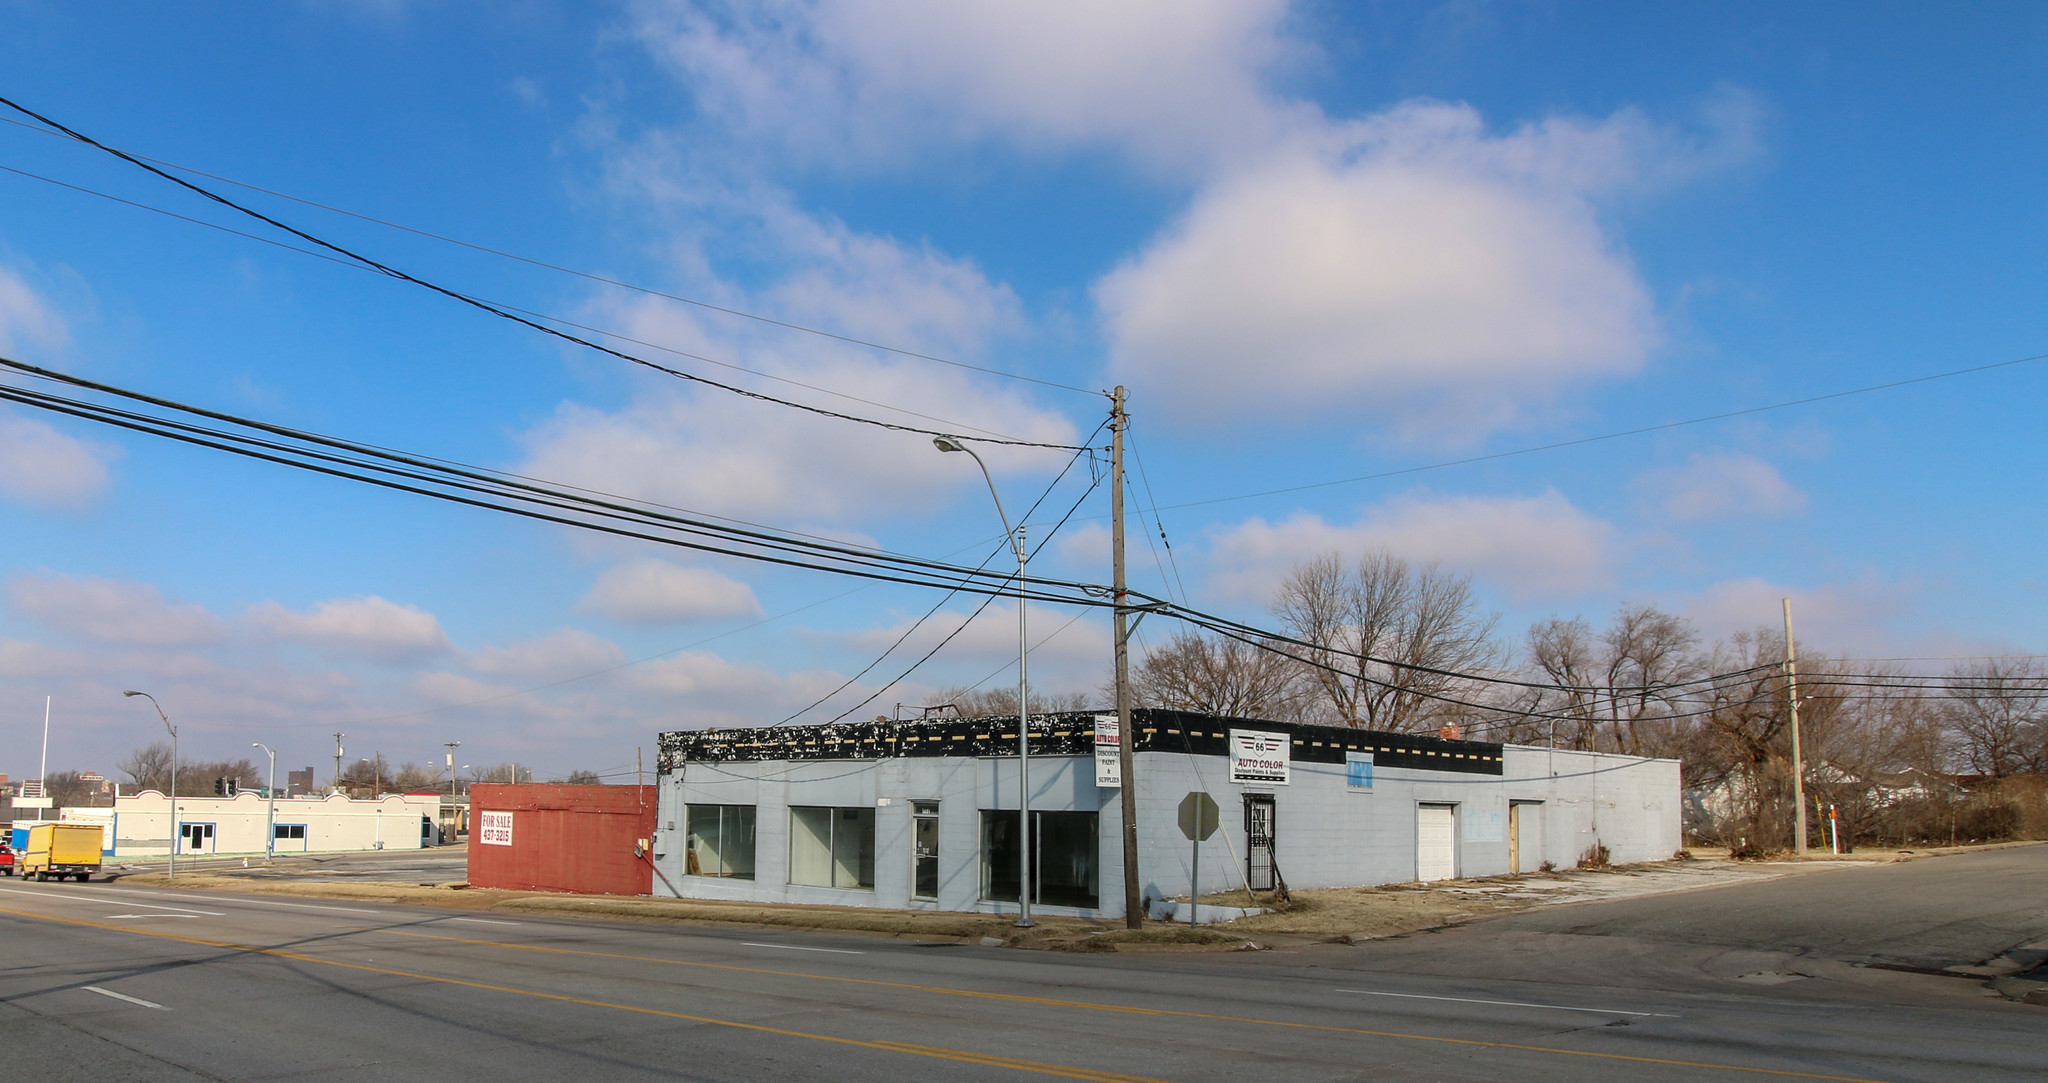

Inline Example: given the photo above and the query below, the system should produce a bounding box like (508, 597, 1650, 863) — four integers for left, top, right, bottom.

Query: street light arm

(123, 689, 175, 737)
(934, 437, 1021, 560)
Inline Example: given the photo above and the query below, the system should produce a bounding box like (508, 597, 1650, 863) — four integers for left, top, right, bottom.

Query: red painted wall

(466, 784, 656, 896)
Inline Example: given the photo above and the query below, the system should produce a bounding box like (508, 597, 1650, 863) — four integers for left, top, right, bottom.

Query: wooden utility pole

(1783, 598, 1807, 856)
(1111, 386, 1142, 928)
(332, 732, 345, 795)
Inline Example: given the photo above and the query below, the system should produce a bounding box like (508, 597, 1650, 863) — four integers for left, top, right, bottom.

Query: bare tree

(1943, 659, 2048, 778)
(184, 758, 261, 796)
(390, 762, 441, 792)
(42, 770, 106, 807)
(468, 763, 534, 785)
(1128, 629, 1306, 721)
(932, 685, 1093, 719)
(340, 753, 391, 795)
(1600, 605, 1702, 756)
(1271, 551, 1501, 732)
(1525, 616, 1602, 748)
(564, 769, 603, 785)
(117, 741, 175, 792)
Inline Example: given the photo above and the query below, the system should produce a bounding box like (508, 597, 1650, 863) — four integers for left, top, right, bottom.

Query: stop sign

(1178, 792, 1220, 841)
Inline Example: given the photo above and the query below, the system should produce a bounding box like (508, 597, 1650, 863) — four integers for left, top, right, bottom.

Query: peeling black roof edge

(656, 708, 1505, 761)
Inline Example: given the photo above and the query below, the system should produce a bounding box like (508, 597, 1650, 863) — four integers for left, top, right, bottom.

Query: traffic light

(213, 777, 226, 795)
(225, 779, 238, 796)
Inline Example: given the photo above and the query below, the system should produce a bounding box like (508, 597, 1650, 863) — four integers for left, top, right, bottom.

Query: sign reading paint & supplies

(1093, 713, 1122, 788)
(1228, 729, 1291, 785)
(478, 810, 514, 846)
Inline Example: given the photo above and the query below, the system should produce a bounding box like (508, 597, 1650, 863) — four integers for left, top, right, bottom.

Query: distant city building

(286, 767, 315, 797)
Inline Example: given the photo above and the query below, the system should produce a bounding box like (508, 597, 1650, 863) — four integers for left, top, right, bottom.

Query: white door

(1416, 805, 1456, 882)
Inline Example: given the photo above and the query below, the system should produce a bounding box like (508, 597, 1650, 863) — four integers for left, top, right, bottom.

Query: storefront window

(979, 810, 1098, 908)
(788, 806, 874, 888)
(686, 804, 757, 879)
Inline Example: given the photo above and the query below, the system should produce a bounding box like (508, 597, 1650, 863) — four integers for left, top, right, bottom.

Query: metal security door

(1245, 795, 1277, 891)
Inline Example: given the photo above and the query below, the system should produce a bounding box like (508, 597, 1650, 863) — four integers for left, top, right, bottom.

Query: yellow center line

(0, 906, 1161, 1083)
(5, 903, 1897, 1083)
(370, 927, 1895, 1083)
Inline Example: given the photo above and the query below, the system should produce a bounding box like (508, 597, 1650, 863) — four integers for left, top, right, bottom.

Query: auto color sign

(1093, 713, 1122, 788)
(1229, 729, 1291, 786)
(478, 810, 514, 846)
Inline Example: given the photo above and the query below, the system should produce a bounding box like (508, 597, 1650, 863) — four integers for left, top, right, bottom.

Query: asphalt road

(2, 848, 2041, 1082)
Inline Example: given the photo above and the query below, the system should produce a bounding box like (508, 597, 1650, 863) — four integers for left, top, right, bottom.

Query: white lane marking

(104, 914, 204, 920)
(83, 986, 169, 1010)
(0, 889, 222, 916)
(52, 888, 385, 913)
(447, 917, 522, 926)
(742, 942, 866, 955)
(1336, 989, 1675, 1018)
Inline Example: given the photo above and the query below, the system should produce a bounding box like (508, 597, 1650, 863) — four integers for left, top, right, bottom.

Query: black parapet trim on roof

(656, 709, 1503, 777)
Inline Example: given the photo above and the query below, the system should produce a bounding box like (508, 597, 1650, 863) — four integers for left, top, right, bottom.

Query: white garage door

(1417, 804, 1456, 882)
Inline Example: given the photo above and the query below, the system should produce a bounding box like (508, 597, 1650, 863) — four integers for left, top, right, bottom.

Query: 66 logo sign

(1229, 729, 1292, 786)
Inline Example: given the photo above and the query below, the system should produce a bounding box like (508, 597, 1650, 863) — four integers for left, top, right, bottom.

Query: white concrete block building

(653, 710, 1680, 919)
(63, 791, 442, 857)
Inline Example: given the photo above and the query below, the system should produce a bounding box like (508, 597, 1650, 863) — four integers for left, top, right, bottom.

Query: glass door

(912, 802, 939, 899)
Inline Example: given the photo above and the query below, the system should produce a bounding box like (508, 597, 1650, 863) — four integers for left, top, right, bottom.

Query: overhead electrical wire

(0, 112, 1096, 397)
(1143, 351, 2048, 512)
(814, 442, 1112, 725)
(0, 357, 1115, 607)
(775, 419, 1109, 725)
(0, 161, 1045, 445)
(0, 96, 1085, 451)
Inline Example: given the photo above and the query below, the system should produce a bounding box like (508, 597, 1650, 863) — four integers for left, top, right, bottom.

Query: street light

(934, 434, 1034, 927)
(252, 742, 277, 861)
(122, 690, 177, 880)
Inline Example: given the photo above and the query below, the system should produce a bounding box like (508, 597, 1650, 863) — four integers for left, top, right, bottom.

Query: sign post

(1177, 792, 1220, 928)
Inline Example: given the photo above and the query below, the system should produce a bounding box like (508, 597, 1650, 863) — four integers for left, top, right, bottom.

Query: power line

(0, 96, 1084, 451)
(0, 111, 1096, 396)
(775, 420, 1108, 724)
(1148, 351, 2048, 512)
(0, 161, 1048, 445)
(0, 357, 1118, 607)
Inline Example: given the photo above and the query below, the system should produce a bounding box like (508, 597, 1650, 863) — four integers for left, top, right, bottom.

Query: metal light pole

(252, 743, 277, 861)
(935, 435, 1033, 927)
(443, 741, 461, 845)
(122, 690, 177, 880)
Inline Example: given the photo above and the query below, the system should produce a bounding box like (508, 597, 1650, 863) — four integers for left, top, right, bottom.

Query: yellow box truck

(20, 823, 104, 882)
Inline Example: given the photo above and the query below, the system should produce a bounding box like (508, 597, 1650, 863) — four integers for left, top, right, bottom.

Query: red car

(0, 842, 14, 876)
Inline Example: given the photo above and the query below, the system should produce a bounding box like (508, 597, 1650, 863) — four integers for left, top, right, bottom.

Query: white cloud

(0, 411, 119, 511)
(633, 0, 1307, 169)
(580, 559, 761, 623)
(1098, 103, 1699, 438)
(1676, 577, 1915, 655)
(518, 250, 1075, 525)
(1203, 490, 1616, 603)
(7, 572, 225, 645)
(465, 628, 629, 679)
(0, 265, 67, 354)
(1641, 452, 1806, 523)
(246, 596, 450, 661)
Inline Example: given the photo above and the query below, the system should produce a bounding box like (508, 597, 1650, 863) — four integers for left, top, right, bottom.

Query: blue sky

(2, 1, 2045, 785)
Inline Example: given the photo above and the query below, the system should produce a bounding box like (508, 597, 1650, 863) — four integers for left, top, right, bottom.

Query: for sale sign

(1229, 729, 1291, 786)
(478, 810, 514, 846)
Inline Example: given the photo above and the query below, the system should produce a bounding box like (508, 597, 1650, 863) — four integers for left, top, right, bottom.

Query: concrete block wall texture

(655, 742, 1680, 918)
(105, 791, 441, 856)
(466, 784, 656, 896)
